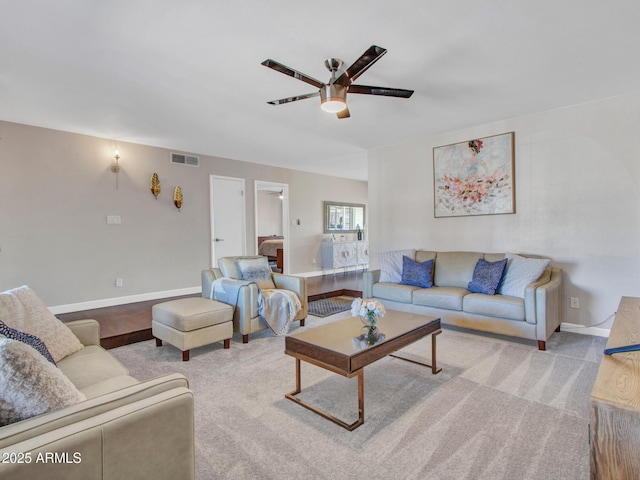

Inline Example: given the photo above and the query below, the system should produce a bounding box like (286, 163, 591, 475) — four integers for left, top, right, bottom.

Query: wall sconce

(150, 173, 160, 199)
(111, 150, 121, 189)
(174, 186, 183, 210)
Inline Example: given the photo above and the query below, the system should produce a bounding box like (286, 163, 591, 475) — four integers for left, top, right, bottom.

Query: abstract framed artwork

(433, 132, 515, 218)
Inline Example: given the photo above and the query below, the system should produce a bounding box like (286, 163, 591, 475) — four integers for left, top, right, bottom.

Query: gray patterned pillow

(0, 320, 56, 364)
(236, 257, 276, 290)
(467, 258, 508, 295)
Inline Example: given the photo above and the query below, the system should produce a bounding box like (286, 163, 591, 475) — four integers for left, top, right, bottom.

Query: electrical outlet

(107, 215, 121, 225)
(570, 297, 579, 308)
(116, 278, 123, 287)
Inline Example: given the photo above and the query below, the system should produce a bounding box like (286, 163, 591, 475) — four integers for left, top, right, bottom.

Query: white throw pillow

(499, 253, 550, 298)
(0, 286, 83, 362)
(0, 338, 86, 426)
(379, 249, 416, 283)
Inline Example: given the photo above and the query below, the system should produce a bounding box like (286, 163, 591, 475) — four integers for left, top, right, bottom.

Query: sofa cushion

(379, 249, 416, 283)
(434, 252, 483, 288)
(499, 253, 550, 298)
(57, 345, 130, 391)
(0, 338, 86, 426)
(467, 258, 508, 295)
(400, 256, 434, 288)
(412, 287, 469, 311)
(0, 320, 56, 365)
(236, 257, 276, 290)
(0, 286, 84, 362)
(463, 293, 525, 321)
(372, 282, 419, 303)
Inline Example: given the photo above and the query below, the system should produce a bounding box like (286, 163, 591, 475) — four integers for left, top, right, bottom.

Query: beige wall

(0, 121, 367, 310)
(369, 92, 640, 329)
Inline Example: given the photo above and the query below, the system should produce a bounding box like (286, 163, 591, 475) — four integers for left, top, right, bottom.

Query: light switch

(107, 216, 121, 225)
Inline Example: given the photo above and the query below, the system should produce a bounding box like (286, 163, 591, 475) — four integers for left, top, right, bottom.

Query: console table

(321, 240, 368, 274)
(590, 296, 640, 479)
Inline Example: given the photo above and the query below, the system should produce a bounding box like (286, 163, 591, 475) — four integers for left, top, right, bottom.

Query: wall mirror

(324, 201, 365, 233)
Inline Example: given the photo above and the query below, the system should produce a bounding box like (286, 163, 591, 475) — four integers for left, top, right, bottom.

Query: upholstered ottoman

(152, 297, 233, 361)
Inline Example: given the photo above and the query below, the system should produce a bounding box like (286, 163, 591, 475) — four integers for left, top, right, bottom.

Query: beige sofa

(202, 256, 308, 343)
(0, 319, 195, 480)
(364, 251, 563, 350)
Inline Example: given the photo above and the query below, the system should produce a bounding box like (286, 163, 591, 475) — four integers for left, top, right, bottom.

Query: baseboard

(49, 286, 202, 315)
(561, 322, 610, 337)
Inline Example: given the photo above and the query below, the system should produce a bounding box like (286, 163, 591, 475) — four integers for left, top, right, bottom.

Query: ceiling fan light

(320, 84, 347, 113)
(321, 100, 347, 113)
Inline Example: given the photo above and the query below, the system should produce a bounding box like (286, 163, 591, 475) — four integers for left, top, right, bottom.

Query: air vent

(170, 152, 199, 167)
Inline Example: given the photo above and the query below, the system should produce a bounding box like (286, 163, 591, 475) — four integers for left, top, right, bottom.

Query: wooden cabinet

(590, 296, 640, 479)
(321, 241, 368, 271)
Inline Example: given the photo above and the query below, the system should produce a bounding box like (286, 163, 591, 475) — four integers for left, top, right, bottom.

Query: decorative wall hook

(173, 186, 183, 210)
(150, 173, 160, 199)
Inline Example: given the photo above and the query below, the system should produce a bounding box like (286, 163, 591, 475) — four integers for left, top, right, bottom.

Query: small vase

(360, 313, 378, 328)
(361, 325, 380, 346)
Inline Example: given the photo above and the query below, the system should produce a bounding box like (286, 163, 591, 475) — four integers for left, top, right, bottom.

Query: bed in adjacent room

(258, 236, 284, 271)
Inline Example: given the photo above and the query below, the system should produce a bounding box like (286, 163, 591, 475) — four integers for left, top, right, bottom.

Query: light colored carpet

(110, 311, 606, 480)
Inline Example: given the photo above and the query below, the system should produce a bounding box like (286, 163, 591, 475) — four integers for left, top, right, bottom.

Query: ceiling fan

(261, 45, 414, 119)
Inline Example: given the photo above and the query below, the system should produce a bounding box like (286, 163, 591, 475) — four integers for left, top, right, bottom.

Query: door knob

(214, 238, 225, 242)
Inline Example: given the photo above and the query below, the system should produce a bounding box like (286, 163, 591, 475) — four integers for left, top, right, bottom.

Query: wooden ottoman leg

(182, 350, 190, 362)
(300, 318, 306, 327)
(242, 334, 249, 344)
(224, 338, 230, 349)
(155, 338, 163, 347)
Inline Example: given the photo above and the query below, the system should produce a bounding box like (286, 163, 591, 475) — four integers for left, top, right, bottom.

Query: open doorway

(254, 181, 290, 273)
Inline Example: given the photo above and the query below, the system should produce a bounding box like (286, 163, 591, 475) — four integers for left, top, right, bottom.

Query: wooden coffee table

(284, 310, 442, 430)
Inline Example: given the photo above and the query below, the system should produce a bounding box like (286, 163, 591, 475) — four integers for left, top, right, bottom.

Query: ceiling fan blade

(266, 91, 320, 106)
(336, 45, 387, 85)
(349, 84, 414, 98)
(336, 106, 350, 119)
(261, 59, 325, 89)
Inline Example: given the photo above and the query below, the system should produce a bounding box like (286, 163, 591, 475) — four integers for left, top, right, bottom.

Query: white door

(210, 175, 246, 267)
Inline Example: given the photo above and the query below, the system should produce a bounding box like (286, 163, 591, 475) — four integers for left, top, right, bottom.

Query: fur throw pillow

(0, 338, 86, 426)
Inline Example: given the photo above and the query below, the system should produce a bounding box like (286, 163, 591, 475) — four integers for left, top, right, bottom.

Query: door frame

(254, 180, 290, 274)
(210, 175, 246, 267)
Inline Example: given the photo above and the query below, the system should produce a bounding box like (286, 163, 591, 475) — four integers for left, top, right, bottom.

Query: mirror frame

(323, 201, 366, 234)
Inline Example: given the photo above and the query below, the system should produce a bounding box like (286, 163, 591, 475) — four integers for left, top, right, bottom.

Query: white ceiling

(2, 1, 639, 181)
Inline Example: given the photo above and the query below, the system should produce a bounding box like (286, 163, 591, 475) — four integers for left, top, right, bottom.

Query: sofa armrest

(201, 268, 223, 299)
(0, 385, 194, 480)
(272, 273, 306, 297)
(0, 373, 190, 448)
(363, 270, 381, 298)
(272, 274, 308, 318)
(534, 267, 563, 341)
(64, 319, 100, 346)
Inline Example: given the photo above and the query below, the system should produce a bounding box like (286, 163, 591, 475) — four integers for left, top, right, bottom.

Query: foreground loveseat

(363, 251, 562, 350)
(0, 286, 195, 480)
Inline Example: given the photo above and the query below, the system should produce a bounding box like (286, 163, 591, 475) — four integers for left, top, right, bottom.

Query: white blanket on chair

(209, 277, 301, 336)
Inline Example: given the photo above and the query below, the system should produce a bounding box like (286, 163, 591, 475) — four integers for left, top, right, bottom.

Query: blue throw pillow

(467, 258, 508, 295)
(0, 320, 56, 365)
(400, 256, 434, 288)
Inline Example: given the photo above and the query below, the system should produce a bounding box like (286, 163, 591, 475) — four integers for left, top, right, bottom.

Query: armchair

(202, 256, 308, 343)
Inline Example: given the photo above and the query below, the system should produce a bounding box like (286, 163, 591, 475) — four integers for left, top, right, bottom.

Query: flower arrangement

(351, 298, 386, 326)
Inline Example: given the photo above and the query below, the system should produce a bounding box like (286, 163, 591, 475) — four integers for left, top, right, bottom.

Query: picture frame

(433, 132, 515, 218)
